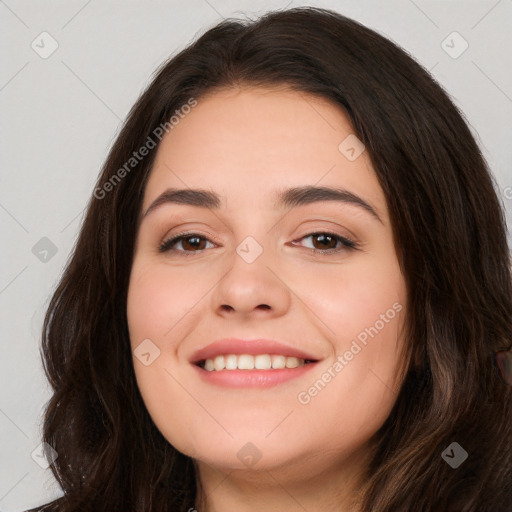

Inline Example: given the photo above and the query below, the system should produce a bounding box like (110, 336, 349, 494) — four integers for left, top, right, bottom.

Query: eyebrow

(142, 186, 383, 223)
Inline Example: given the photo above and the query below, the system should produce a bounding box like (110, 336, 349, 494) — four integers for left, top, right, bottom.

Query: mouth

(189, 338, 321, 388)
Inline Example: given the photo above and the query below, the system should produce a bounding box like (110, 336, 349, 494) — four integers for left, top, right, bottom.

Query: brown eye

(295, 232, 358, 254)
(310, 233, 339, 250)
(159, 233, 214, 254)
(159, 231, 358, 257)
(180, 236, 207, 251)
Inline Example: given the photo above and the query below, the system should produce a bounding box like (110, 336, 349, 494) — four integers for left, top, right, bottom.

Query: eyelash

(158, 231, 359, 257)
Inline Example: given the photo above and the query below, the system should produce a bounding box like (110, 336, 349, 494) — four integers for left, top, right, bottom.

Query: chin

(167, 425, 304, 472)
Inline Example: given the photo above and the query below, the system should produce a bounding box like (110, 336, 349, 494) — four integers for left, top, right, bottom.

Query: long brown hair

(32, 7, 512, 511)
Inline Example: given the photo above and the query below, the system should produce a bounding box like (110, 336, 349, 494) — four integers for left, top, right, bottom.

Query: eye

(159, 231, 359, 256)
(292, 231, 359, 255)
(158, 232, 214, 255)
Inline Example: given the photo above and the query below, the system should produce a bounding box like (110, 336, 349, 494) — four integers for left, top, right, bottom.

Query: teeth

(285, 357, 301, 368)
(255, 354, 271, 370)
(202, 354, 308, 371)
(225, 354, 237, 370)
(238, 354, 254, 370)
(213, 355, 225, 371)
(271, 355, 286, 369)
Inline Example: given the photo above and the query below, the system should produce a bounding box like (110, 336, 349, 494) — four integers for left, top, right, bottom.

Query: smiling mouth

(196, 354, 318, 371)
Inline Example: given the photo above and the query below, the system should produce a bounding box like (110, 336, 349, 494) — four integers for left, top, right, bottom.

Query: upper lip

(190, 338, 321, 364)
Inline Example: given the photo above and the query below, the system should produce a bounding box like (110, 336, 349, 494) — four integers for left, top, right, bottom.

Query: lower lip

(192, 362, 318, 388)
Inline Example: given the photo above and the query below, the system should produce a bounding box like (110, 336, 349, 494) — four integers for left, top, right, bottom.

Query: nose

(210, 246, 292, 319)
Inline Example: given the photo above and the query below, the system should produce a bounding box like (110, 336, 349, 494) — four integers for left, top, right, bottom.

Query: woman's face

(127, 86, 407, 479)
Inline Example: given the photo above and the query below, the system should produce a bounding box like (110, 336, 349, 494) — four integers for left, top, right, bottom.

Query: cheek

(298, 253, 405, 354)
(126, 262, 203, 453)
(127, 262, 203, 345)
(297, 311, 404, 449)
(294, 254, 406, 425)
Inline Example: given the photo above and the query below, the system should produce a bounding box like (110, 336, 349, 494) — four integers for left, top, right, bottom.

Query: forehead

(143, 86, 386, 220)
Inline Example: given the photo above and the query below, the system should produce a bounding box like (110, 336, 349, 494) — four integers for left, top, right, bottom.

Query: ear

(494, 350, 512, 386)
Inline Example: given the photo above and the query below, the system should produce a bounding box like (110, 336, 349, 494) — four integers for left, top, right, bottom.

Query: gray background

(1, 1, 511, 510)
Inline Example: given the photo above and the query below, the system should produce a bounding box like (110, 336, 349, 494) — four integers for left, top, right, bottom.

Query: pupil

(315, 234, 335, 249)
(184, 236, 204, 251)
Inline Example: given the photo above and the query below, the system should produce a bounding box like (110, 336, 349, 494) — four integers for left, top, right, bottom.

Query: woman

(30, 6, 512, 512)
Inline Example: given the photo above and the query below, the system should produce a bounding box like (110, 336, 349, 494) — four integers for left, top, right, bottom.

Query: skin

(126, 86, 408, 512)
